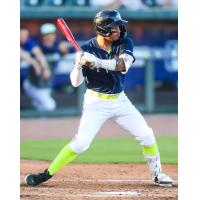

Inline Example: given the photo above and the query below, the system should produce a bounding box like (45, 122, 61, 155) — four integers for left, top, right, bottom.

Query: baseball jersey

(39, 42, 61, 68)
(81, 35, 135, 94)
(20, 38, 37, 55)
(39, 41, 75, 68)
(20, 38, 51, 88)
(20, 38, 37, 70)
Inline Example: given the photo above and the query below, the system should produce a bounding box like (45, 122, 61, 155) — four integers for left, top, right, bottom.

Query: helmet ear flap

(119, 26, 127, 38)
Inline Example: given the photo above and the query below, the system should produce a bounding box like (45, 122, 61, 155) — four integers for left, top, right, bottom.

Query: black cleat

(25, 169, 53, 186)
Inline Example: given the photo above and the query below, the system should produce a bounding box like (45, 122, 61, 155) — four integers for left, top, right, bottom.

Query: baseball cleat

(153, 173, 173, 187)
(25, 169, 53, 186)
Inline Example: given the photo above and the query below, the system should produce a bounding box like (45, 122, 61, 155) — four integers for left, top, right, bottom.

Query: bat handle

(74, 43, 81, 52)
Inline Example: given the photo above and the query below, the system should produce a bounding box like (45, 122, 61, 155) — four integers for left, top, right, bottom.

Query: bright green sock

(48, 145, 77, 175)
(143, 143, 159, 156)
(143, 143, 162, 176)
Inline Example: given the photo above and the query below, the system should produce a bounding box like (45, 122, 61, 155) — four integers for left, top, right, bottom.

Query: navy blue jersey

(39, 42, 60, 54)
(81, 35, 135, 94)
(20, 38, 37, 54)
(39, 41, 61, 68)
(38, 42, 76, 68)
(20, 38, 51, 88)
(20, 38, 37, 69)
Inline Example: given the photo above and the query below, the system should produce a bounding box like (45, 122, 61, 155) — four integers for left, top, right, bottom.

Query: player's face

(42, 33, 56, 45)
(105, 26, 120, 42)
(20, 29, 29, 44)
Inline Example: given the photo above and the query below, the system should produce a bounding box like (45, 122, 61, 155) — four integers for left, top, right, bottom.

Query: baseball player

(20, 25, 56, 111)
(25, 10, 173, 187)
(39, 23, 72, 69)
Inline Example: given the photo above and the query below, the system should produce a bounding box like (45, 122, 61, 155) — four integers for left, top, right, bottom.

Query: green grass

(20, 136, 178, 164)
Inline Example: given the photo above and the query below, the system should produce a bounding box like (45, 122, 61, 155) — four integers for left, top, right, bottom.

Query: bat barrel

(56, 18, 81, 52)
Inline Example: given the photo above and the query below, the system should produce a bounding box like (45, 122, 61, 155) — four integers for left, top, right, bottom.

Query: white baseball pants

(23, 79, 56, 111)
(69, 89, 156, 154)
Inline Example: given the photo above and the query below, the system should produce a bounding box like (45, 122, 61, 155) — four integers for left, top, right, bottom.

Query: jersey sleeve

(81, 44, 89, 52)
(120, 36, 136, 63)
(26, 39, 38, 52)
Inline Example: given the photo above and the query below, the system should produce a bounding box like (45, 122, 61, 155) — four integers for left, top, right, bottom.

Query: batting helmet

(94, 10, 128, 38)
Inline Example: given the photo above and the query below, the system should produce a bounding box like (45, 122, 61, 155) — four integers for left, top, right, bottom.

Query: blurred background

(20, 0, 178, 118)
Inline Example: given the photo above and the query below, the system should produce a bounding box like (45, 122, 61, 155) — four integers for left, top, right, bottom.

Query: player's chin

(111, 35, 120, 41)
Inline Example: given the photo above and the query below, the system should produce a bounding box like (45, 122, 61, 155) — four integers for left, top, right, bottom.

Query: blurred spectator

(142, 0, 177, 8)
(38, 23, 76, 91)
(20, 48, 42, 77)
(121, 0, 148, 10)
(20, 25, 56, 111)
(156, 0, 177, 8)
(90, 0, 148, 10)
(89, 0, 122, 9)
(38, 23, 70, 69)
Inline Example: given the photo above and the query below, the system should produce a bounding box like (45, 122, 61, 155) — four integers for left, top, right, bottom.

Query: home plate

(94, 191, 141, 196)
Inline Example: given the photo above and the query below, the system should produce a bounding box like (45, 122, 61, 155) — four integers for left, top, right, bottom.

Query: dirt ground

(20, 115, 178, 199)
(20, 160, 178, 200)
(20, 114, 178, 140)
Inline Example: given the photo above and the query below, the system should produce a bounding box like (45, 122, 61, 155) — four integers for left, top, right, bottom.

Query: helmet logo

(115, 13, 121, 20)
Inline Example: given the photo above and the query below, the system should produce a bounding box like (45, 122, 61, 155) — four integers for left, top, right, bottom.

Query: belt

(89, 90, 120, 100)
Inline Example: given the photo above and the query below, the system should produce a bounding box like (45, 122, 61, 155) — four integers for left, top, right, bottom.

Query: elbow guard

(119, 53, 134, 74)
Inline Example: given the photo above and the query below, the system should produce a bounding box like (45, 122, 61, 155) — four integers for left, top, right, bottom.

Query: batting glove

(74, 52, 84, 69)
(81, 52, 98, 67)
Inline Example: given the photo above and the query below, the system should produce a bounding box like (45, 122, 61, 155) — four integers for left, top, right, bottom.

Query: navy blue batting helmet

(94, 10, 128, 38)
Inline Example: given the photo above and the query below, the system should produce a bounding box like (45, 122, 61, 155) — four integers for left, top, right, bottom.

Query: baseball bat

(56, 18, 81, 52)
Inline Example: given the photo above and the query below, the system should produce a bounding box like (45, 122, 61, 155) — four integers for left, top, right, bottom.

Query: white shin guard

(144, 153, 162, 178)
